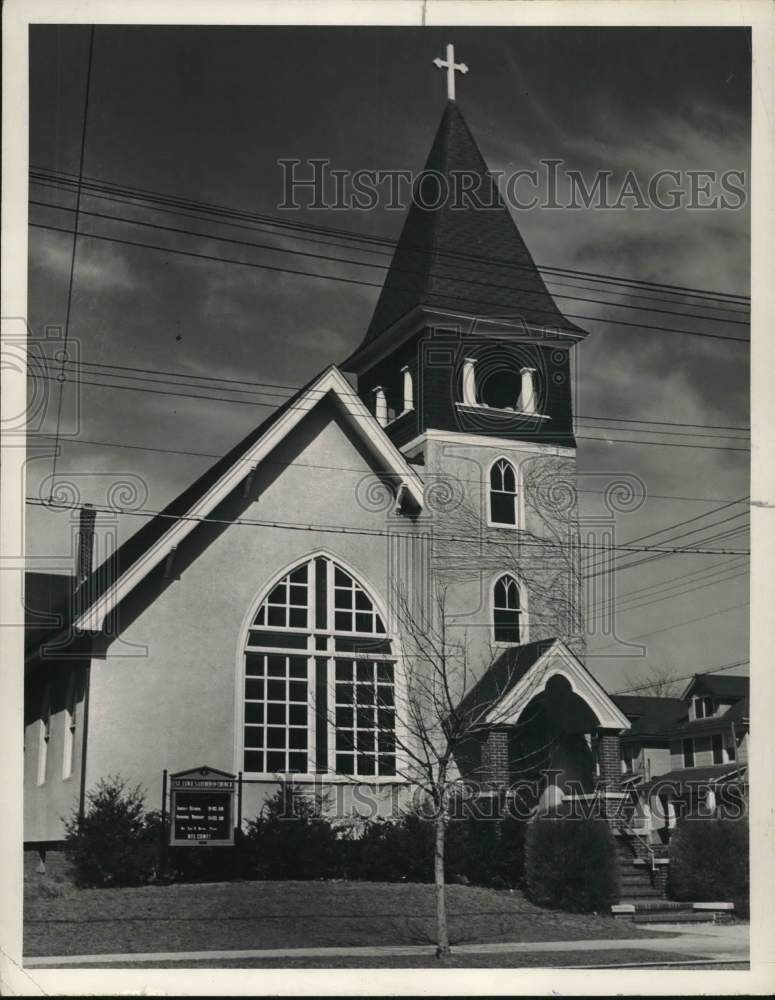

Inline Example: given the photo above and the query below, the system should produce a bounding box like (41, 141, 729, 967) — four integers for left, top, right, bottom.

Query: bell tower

(341, 96, 587, 456)
(341, 52, 587, 659)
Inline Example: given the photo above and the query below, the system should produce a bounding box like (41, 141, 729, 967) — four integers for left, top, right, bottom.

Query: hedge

(524, 814, 619, 912)
(63, 776, 529, 889)
(668, 818, 749, 916)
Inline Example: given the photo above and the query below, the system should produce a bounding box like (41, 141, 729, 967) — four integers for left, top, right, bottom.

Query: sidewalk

(24, 922, 748, 968)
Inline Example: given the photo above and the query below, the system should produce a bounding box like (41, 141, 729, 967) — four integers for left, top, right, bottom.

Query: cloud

(29, 229, 139, 293)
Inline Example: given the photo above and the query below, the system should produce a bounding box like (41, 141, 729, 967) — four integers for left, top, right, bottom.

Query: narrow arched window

(244, 558, 394, 779)
(493, 575, 521, 644)
(489, 458, 517, 526)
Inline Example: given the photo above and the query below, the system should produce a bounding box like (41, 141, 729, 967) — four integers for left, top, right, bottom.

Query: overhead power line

(48, 27, 95, 501)
(30, 173, 751, 320)
(29, 369, 752, 453)
(586, 555, 749, 615)
(34, 356, 750, 444)
(34, 354, 752, 435)
(24, 496, 750, 556)
(26, 432, 746, 506)
(583, 497, 749, 578)
(29, 166, 751, 305)
(592, 599, 749, 652)
(30, 220, 750, 347)
(612, 658, 749, 695)
(30, 198, 751, 330)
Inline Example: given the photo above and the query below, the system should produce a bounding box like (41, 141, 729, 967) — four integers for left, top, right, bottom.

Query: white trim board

(75, 366, 424, 633)
(488, 639, 631, 731)
(401, 428, 576, 460)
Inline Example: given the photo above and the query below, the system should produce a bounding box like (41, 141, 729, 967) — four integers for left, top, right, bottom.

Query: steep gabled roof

(453, 638, 630, 733)
(65, 366, 424, 635)
(344, 101, 586, 370)
(681, 673, 750, 701)
(454, 639, 556, 730)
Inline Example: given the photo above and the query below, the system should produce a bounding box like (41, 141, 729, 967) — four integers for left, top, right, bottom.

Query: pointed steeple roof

(345, 101, 585, 370)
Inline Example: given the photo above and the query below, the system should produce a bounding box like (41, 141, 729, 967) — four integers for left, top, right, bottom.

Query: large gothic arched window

(493, 574, 522, 644)
(243, 557, 396, 778)
(489, 458, 517, 526)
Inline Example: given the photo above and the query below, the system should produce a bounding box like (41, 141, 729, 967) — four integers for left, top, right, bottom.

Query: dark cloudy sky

(27, 25, 751, 691)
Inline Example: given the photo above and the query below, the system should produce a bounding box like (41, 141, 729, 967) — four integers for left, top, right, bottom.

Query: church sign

(168, 766, 236, 847)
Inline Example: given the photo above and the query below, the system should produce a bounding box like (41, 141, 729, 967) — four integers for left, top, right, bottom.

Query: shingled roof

(612, 695, 688, 737)
(344, 101, 586, 369)
(682, 673, 750, 700)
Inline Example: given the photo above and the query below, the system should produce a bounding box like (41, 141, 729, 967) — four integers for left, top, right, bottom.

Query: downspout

(78, 663, 91, 823)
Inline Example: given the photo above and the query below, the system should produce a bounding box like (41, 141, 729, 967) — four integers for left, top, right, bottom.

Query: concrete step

(618, 899, 685, 911)
(619, 887, 663, 898)
(633, 909, 716, 924)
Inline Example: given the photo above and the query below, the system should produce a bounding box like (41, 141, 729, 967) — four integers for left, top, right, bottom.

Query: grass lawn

(25, 879, 675, 959)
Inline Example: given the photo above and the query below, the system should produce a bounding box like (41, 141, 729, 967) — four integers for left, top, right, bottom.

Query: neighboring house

(612, 674, 749, 843)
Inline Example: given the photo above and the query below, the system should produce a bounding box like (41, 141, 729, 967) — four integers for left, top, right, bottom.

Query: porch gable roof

(454, 638, 630, 733)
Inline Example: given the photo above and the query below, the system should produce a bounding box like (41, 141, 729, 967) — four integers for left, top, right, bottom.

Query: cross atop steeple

(433, 43, 468, 101)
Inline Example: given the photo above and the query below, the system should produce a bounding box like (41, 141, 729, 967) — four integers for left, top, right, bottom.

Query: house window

(62, 672, 78, 780)
(489, 458, 517, 526)
(694, 695, 714, 719)
(726, 736, 737, 761)
(712, 733, 724, 765)
(37, 683, 51, 786)
(243, 558, 394, 778)
(682, 738, 695, 768)
(493, 575, 521, 644)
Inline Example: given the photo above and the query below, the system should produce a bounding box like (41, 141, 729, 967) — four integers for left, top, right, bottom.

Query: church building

(25, 55, 638, 851)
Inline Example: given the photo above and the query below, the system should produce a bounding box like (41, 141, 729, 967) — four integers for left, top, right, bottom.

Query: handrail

(619, 822, 657, 874)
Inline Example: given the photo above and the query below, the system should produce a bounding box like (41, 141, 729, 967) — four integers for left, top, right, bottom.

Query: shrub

(353, 812, 439, 883)
(241, 782, 344, 880)
(668, 818, 749, 916)
(64, 776, 160, 887)
(524, 815, 619, 912)
(349, 810, 526, 888)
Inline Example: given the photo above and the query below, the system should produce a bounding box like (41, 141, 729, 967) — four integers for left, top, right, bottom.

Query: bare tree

(622, 661, 683, 698)
(389, 584, 551, 958)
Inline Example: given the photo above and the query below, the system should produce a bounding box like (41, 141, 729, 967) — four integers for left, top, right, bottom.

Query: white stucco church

(25, 53, 637, 850)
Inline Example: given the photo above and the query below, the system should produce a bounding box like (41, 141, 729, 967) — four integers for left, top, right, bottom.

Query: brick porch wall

(481, 728, 510, 785)
(596, 730, 622, 791)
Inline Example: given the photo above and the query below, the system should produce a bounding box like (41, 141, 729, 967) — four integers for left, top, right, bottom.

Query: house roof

(681, 672, 750, 701)
(28, 366, 424, 646)
(343, 101, 586, 371)
(612, 695, 687, 737)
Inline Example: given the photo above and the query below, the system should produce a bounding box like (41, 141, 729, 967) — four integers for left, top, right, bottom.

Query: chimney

(77, 504, 96, 585)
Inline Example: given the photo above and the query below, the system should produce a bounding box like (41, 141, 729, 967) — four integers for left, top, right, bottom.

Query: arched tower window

(489, 458, 517, 526)
(244, 557, 395, 778)
(493, 575, 521, 644)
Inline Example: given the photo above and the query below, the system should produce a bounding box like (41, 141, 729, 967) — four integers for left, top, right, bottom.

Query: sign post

(169, 766, 236, 847)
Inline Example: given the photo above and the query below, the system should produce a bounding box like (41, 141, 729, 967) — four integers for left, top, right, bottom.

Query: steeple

(344, 100, 586, 372)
